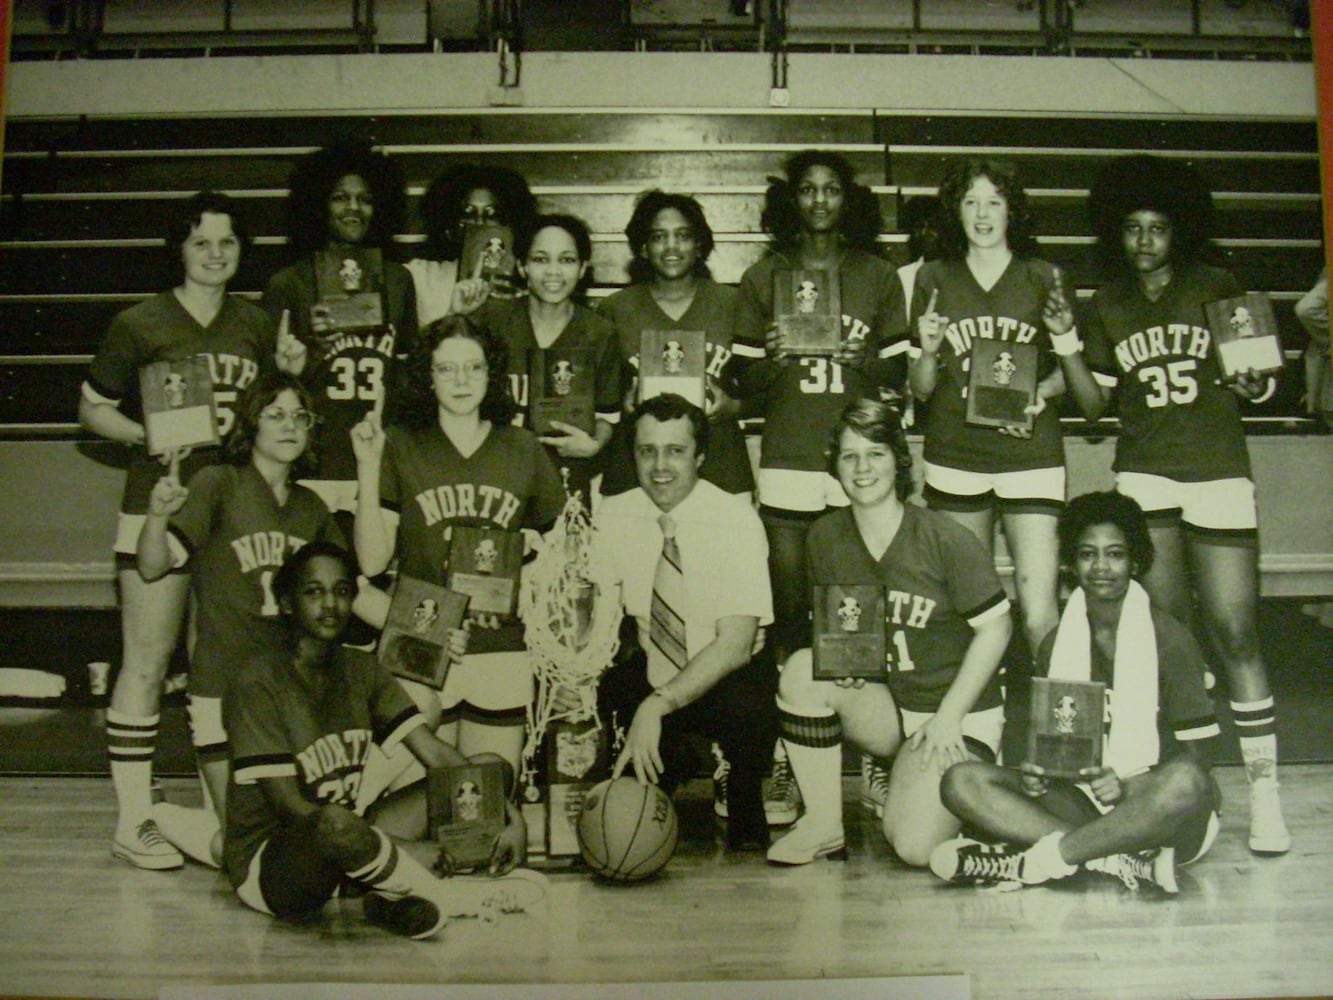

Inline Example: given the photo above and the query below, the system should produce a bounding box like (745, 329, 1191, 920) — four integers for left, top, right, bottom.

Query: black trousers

(597, 644, 779, 844)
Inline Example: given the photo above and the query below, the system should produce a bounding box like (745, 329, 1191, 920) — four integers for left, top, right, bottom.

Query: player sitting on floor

(222, 541, 546, 939)
(930, 490, 1222, 894)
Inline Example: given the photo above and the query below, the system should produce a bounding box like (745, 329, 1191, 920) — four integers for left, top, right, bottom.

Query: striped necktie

(648, 512, 687, 684)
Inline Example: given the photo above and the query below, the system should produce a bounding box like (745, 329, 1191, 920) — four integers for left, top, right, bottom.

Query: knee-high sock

(777, 697, 843, 832)
(150, 802, 222, 868)
(1231, 697, 1279, 783)
(106, 709, 158, 825)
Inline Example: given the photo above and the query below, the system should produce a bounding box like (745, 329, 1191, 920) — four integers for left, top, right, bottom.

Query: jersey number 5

(1137, 359, 1198, 408)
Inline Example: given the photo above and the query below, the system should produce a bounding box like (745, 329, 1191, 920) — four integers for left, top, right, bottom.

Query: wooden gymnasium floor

(1, 766, 1330, 1000)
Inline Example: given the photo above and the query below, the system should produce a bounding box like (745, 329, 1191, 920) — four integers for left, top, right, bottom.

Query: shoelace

(959, 846, 1023, 884)
(769, 758, 796, 801)
(712, 747, 730, 783)
(137, 820, 171, 848)
(1112, 853, 1153, 892)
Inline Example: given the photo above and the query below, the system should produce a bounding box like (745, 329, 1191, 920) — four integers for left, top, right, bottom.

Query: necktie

(648, 512, 687, 684)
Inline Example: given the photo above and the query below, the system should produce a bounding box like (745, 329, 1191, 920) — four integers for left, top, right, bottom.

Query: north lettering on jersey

(321, 329, 397, 361)
(1112, 323, 1211, 374)
(202, 352, 261, 392)
(415, 482, 522, 530)
(231, 531, 310, 575)
(942, 314, 1039, 357)
(295, 728, 374, 790)
(885, 590, 938, 629)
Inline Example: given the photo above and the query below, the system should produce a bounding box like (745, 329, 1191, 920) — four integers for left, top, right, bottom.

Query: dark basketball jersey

(1082, 264, 1252, 482)
(85, 291, 274, 513)
(807, 504, 1009, 714)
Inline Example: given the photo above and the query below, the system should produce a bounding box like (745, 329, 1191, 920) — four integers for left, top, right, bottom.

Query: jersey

(261, 257, 419, 482)
(910, 257, 1064, 474)
(84, 290, 274, 515)
(1082, 263, 1252, 482)
(727, 249, 908, 480)
(596, 279, 754, 497)
(1035, 601, 1220, 766)
(807, 504, 1010, 714)
(223, 644, 422, 889)
(379, 422, 566, 654)
(167, 463, 341, 698)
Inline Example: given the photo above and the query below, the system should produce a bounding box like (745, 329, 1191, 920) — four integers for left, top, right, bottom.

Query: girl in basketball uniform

(452, 214, 623, 508)
(909, 157, 1068, 660)
(136, 371, 341, 867)
(351, 316, 566, 804)
(1053, 154, 1290, 854)
(405, 164, 537, 325)
(80, 191, 280, 870)
(597, 190, 754, 502)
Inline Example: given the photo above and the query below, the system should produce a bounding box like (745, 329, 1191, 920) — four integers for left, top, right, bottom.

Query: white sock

(151, 802, 222, 868)
(1021, 831, 1077, 884)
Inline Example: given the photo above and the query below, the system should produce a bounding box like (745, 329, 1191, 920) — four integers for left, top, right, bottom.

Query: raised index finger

(371, 375, 385, 423)
(926, 286, 939, 315)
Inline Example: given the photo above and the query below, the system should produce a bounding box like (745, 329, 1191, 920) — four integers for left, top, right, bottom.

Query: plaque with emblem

(459, 223, 517, 288)
(544, 717, 609, 858)
(377, 576, 470, 689)
(811, 583, 887, 680)
(965, 338, 1039, 431)
(426, 759, 508, 871)
(1027, 677, 1106, 779)
(312, 247, 384, 332)
(637, 329, 707, 407)
(1203, 292, 1285, 382)
(447, 526, 524, 620)
(528, 347, 596, 436)
(774, 268, 842, 356)
(140, 356, 221, 457)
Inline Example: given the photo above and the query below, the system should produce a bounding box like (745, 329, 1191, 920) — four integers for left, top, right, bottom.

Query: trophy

(447, 527, 523, 621)
(1027, 677, 1106, 779)
(637, 329, 707, 408)
(312, 247, 384, 332)
(811, 583, 887, 680)
(1203, 292, 1285, 381)
(774, 268, 842, 355)
(426, 759, 508, 871)
(528, 347, 596, 436)
(966, 338, 1039, 431)
(377, 576, 470, 689)
(139, 356, 220, 456)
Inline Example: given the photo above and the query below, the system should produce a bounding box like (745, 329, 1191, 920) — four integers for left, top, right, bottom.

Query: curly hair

(1088, 154, 1215, 274)
(760, 149, 883, 257)
(935, 157, 1038, 260)
(272, 539, 358, 615)
(1058, 490, 1155, 579)
(826, 395, 914, 502)
(397, 314, 518, 431)
(282, 141, 406, 257)
(163, 191, 250, 287)
(223, 371, 320, 479)
(624, 190, 715, 284)
(415, 164, 537, 262)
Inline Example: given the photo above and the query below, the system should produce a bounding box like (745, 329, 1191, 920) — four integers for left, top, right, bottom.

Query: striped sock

(106, 709, 158, 824)
(777, 698, 843, 831)
(1231, 697, 1279, 783)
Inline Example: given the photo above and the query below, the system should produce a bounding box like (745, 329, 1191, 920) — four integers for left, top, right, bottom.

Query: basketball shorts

(1115, 472, 1257, 533)
(902, 704, 1004, 761)
(757, 468, 849, 513)
(923, 462, 1064, 515)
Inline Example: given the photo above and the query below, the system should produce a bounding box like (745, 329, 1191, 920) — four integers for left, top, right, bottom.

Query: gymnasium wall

(1, 51, 1328, 606)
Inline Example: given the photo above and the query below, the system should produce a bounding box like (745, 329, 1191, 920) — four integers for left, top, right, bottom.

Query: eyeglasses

(258, 407, 315, 429)
(462, 204, 499, 223)
(432, 360, 489, 380)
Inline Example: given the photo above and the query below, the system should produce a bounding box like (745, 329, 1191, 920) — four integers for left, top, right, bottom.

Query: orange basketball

(576, 777, 679, 882)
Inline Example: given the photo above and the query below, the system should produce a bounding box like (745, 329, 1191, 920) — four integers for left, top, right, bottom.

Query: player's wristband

(1049, 328, 1084, 357)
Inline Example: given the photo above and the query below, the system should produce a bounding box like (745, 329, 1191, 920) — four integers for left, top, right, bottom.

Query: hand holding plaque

(447, 526, 523, 621)
(140, 357, 221, 457)
(427, 759, 508, 872)
(460, 223, 517, 291)
(377, 576, 470, 689)
(637, 329, 706, 408)
(966, 339, 1039, 431)
(312, 247, 384, 332)
(1026, 677, 1106, 779)
(774, 268, 842, 356)
(528, 347, 596, 436)
(1203, 292, 1284, 382)
(811, 584, 887, 681)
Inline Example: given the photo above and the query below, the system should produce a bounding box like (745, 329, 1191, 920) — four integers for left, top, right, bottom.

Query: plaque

(528, 347, 596, 436)
(426, 759, 508, 871)
(1027, 677, 1106, 779)
(544, 717, 609, 858)
(140, 356, 220, 457)
(774, 268, 842, 355)
(637, 329, 707, 408)
(965, 338, 1039, 430)
(459, 223, 517, 287)
(312, 247, 384, 332)
(1203, 292, 1285, 381)
(377, 576, 470, 689)
(447, 526, 523, 620)
(811, 583, 887, 680)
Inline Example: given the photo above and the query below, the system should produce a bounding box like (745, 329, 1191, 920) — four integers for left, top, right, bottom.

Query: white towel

(0, 668, 67, 699)
(1048, 580, 1159, 778)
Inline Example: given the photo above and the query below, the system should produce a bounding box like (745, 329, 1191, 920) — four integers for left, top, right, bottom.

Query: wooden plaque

(637, 328, 707, 408)
(312, 247, 384, 332)
(459, 222, 517, 287)
(528, 347, 596, 436)
(426, 759, 508, 870)
(447, 526, 524, 620)
(140, 356, 220, 457)
(774, 268, 842, 355)
(1027, 677, 1106, 779)
(377, 576, 470, 689)
(544, 717, 609, 858)
(966, 338, 1039, 430)
(1203, 292, 1285, 381)
(811, 583, 887, 680)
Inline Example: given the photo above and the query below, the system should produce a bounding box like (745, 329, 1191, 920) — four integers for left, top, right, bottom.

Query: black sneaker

(363, 892, 446, 940)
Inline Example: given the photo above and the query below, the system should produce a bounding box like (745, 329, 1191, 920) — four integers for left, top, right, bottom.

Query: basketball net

(520, 487, 620, 791)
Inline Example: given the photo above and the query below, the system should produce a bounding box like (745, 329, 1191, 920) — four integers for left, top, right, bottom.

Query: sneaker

(363, 892, 446, 940)
(1090, 847, 1178, 894)
(440, 869, 550, 922)
(859, 753, 891, 818)
(929, 838, 1030, 889)
(763, 749, 800, 826)
(765, 817, 845, 866)
(711, 742, 729, 820)
(1248, 778, 1292, 855)
(112, 818, 184, 871)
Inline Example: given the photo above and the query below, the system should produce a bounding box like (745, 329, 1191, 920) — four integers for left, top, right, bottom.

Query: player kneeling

(930, 491, 1222, 894)
(222, 541, 546, 939)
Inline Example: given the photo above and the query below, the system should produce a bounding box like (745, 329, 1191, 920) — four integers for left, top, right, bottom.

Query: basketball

(576, 777, 679, 882)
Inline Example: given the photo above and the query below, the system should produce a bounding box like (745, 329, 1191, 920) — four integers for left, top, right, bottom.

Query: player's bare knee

(938, 760, 985, 815)
(776, 648, 815, 703)
(1156, 758, 1211, 818)
(312, 805, 376, 864)
(888, 826, 936, 869)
